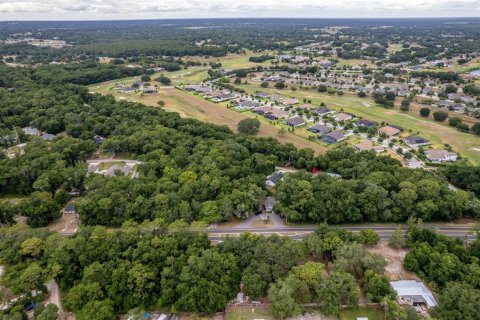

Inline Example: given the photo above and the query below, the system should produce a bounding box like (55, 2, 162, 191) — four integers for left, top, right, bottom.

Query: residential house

(232, 99, 259, 110)
(425, 149, 458, 162)
(378, 125, 401, 137)
(22, 126, 40, 136)
(334, 112, 355, 122)
(308, 124, 331, 135)
(265, 108, 290, 120)
(283, 98, 299, 105)
(93, 135, 106, 144)
(41, 133, 56, 141)
(64, 203, 76, 214)
(264, 196, 276, 213)
(403, 136, 431, 148)
(212, 92, 236, 102)
(254, 92, 271, 99)
(390, 280, 437, 308)
(354, 140, 384, 152)
(312, 106, 333, 116)
(285, 116, 305, 127)
(298, 103, 314, 110)
(253, 106, 274, 115)
(266, 171, 284, 187)
(120, 86, 136, 94)
(143, 86, 156, 94)
(321, 130, 345, 144)
(356, 119, 378, 128)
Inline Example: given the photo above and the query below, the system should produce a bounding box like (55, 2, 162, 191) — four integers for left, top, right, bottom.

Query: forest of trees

(0, 222, 401, 319)
(274, 149, 478, 224)
(404, 222, 480, 320)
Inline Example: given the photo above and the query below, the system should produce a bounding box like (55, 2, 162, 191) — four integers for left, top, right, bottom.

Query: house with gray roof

(266, 171, 284, 187)
(308, 124, 331, 135)
(22, 126, 40, 136)
(285, 116, 305, 127)
(403, 136, 431, 149)
(321, 130, 345, 144)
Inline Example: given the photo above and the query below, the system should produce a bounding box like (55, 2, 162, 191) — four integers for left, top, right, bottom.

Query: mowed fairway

(234, 82, 480, 164)
(89, 84, 328, 154)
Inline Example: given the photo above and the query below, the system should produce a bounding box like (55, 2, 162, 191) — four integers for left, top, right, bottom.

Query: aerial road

(206, 224, 477, 242)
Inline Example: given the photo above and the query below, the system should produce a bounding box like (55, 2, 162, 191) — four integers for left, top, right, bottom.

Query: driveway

(232, 213, 286, 229)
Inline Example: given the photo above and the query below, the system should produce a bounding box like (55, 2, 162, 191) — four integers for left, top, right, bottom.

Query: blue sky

(0, 0, 479, 20)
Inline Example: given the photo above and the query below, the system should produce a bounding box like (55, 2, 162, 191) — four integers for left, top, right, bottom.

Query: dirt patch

(366, 241, 418, 281)
(48, 213, 79, 234)
(251, 219, 276, 228)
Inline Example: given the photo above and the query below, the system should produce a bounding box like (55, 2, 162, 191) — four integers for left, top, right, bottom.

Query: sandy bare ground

(48, 212, 79, 234)
(366, 241, 419, 281)
(45, 280, 76, 320)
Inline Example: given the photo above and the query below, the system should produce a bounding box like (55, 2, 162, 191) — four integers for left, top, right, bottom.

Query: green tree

(381, 296, 407, 320)
(431, 282, 480, 320)
(171, 249, 239, 314)
(237, 118, 261, 135)
(77, 299, 116, 320)
(318, 271, 359, 317)
(359, 229, 380, 246)
(419, 107, 430, 117)
(472, 123, 480, 136)
(268, 276, 303, 319)
(35, 304, 59, 320)
(364, 270, 396, 302)
(388, 226, 406, 249)
(433, 111, 448, 122)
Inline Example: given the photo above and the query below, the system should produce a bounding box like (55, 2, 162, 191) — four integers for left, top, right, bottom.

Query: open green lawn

(340, 307, 384, 320)
(387, 43, 404, 53)
(235, 82, 480, 164)
(226, 306, 273, 320)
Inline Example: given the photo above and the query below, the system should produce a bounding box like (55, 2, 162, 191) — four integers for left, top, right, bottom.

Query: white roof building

(390, 280, 437, 308)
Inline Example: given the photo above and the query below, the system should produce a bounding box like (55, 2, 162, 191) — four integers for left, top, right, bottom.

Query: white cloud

(0, 0, 479, 20)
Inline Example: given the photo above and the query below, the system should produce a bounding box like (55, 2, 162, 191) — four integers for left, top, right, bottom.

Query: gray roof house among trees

(264, 196, 276, 213)
(22, 126, 40, 136)
(266, 171, 284, 187)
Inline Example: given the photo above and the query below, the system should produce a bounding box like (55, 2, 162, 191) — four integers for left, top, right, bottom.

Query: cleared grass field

(235, 82, 480, 164)
(89, 83, 328, 154)
(340, 307, 384, 320)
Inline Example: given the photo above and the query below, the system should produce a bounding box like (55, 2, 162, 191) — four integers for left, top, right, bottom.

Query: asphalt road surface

(59, 224, 477, 241)
(207, 224, 477, 242)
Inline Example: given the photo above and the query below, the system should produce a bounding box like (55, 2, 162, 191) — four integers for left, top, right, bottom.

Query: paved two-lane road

(207, 224, 477, 242)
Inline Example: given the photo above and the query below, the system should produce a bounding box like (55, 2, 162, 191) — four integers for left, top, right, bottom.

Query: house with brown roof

(334, 112, 355, 122)
(424, 149, 458, 163)
(354, 140, 385, 153)
(378, 125, 401, 137)
(283, 98, 299, 105)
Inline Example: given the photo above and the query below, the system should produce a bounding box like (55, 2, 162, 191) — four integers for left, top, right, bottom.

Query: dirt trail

(46, 280, 75, 320)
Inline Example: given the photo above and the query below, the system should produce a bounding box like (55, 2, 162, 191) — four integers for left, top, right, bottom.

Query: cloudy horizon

(1, 0, 480, 21)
